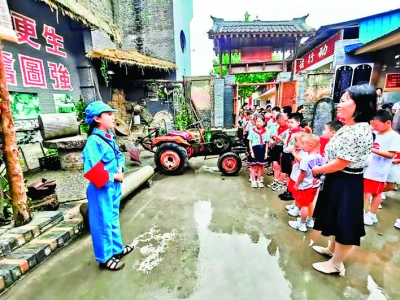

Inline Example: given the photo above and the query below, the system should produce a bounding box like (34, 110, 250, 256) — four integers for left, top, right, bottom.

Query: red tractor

(136, 121, 246, 176)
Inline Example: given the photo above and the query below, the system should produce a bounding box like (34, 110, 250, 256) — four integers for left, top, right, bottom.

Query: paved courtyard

(3, 158, 400, 300)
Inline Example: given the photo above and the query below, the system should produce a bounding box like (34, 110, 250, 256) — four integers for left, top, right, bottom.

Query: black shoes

(279, 191, 295, 201)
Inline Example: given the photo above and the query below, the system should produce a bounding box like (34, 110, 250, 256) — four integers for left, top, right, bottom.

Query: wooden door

(280, 81, 298, 109)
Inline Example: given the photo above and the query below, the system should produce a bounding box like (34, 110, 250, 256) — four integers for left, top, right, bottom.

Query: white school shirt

(364, 130, 400, 182)
(298, 153, 325, 190)
(290, 150, 308, 182)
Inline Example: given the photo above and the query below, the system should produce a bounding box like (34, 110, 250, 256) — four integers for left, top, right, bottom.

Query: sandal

(251, 181, 258, 188)
(257, 181, 264, 188)
(99, 257, 125, 271)
(312, 259, 345, 276)
(115, 245, 134, 259)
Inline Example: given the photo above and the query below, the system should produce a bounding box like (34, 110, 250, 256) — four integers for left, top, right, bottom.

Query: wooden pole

(0, 43, 32, 226)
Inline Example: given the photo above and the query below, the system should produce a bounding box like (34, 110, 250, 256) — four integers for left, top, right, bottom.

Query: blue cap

(85, 101, 117, 125)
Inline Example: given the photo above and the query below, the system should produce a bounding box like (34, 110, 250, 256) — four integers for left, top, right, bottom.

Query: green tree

(211, 54, 275, 100)
(244, 12, 251, 22)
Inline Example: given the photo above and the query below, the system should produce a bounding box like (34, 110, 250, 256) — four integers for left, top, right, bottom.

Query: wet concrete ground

(3, 157, 400, 300)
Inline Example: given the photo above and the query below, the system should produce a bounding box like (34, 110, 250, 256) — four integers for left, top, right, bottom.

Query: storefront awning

(39, 0, 122, 44)
(86, 49, 176, 71)
(346, 28, 400, 55)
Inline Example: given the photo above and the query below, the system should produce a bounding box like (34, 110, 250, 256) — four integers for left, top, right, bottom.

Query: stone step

(0, 203, 85, 294)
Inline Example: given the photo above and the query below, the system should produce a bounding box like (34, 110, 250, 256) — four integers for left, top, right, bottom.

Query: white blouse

(325, 122, 373, 169)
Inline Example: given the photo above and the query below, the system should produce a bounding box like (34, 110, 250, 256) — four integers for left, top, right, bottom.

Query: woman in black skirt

(310, 84, 376, 276)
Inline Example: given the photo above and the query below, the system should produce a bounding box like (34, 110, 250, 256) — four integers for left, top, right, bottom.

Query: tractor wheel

(155, 143, 187, 175)
(210, 133, 232, 154)
(218, 152, 242, 176)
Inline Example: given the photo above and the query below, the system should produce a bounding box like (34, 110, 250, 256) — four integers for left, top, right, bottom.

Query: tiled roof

(208, 15, 315, 36)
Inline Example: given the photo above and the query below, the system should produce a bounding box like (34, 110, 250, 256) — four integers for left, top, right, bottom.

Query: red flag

(84, 161, 110, 188)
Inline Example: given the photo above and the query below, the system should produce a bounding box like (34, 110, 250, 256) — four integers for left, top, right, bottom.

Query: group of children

(240, 105, 400, 232)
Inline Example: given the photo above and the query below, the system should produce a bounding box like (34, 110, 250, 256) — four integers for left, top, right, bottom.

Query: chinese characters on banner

(2, 11, 72, 91)
(295, 31, 342, 74)
(385, 73, 400, 89)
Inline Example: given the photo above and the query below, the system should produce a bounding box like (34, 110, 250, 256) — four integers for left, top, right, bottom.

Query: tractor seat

(167, 130, 195, 141)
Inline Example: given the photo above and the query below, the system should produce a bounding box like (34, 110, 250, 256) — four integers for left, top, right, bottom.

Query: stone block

(11, 225, 40, 238)
(56, 220, 83, 235)
(28, 218, 52, 230)
(0, 263, 22, 281)
(14, 243, 52, 263)
(29, 238, 58, 252)
(0, 239, 12, 256)
(6, 253, 37, 269)
(9, 227, 34, 243)
(40, 216, 64, 233)
(49, 227, 75, 238)
(0, 270, 13, 288)
(35, 231, 70, 249)
(0, 276, 5, 292)
(0, 234, 25, 251)
(33, 211, 63, 221)
(0, 258, 29, 275)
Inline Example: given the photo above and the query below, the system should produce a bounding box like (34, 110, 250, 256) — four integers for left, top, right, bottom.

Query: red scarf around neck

(252, 127, 267, 144)
(277, 124, 289, 135)
(286, 126, 302, 146)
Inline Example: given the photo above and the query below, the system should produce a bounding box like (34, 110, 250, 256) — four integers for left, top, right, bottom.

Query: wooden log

(38, 113, 79, 141)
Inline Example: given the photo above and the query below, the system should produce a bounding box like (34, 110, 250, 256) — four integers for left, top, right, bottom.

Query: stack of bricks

(0, 204, 85, 293)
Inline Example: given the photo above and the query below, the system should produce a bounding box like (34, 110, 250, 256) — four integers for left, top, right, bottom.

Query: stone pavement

(0, 203, 85, 294)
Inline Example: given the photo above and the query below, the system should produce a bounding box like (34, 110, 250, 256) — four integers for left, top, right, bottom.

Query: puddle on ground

(367, 275, 387, 300)
(194, 166, 221, 174)
(130, 225, 179, 273)
(191, 200, 292, 300)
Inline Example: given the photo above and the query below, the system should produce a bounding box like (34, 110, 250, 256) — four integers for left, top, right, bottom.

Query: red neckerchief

(277, 125, 289, 135)
(252, 127, 267, 144)
(265, 117, 271, 123)
(286, 126, 302, 146)
(272, 118, 276, 123)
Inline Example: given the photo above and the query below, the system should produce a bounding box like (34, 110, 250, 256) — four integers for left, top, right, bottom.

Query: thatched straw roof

(0, 0, 17, 42)
(86, 49, 177, 71)
(39, 0, 122, 44)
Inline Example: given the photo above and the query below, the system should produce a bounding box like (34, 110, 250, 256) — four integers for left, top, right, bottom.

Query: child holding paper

(82, 101, 133, 271)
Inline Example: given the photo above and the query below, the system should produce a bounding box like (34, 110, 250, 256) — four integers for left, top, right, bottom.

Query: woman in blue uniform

(82, 101, 133, 271)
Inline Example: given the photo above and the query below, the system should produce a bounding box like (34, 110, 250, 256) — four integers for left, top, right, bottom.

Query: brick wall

(115, 0, 176, 63)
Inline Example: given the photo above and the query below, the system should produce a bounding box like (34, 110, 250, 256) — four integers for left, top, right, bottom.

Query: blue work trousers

(87, 181, 123, 263)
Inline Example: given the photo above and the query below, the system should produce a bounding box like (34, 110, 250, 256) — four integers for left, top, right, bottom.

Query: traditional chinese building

(295, 8, 400, 103)
(208, 15, 315, 76)
(1, 0, 193, 132)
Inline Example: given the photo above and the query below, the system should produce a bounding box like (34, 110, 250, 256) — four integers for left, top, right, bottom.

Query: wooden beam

(229, 63, 283, 75)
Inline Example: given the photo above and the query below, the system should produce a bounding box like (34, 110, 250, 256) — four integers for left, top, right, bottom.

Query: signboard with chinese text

(385, 73, 400, 89)
(295, 31, 342, 74)
(2, 0, 87, 115)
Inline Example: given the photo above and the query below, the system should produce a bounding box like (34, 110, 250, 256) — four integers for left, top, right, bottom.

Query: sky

(190, 0, 400, 76)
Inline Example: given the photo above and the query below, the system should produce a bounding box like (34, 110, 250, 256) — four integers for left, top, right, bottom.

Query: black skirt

(247, 144, 267, 166)
(313, 170, 365, 246)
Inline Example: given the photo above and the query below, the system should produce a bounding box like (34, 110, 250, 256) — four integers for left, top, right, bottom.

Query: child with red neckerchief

(247, 115, 270, 188)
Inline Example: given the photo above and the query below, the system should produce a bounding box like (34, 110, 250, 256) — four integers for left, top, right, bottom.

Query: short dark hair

(266, 105, 272, 109)
(254, 113, 265, 122)
(246, 110, 253, 116)
(283, 106, 293, 115)
(326, 120, 343, 132)
(297, 105, 305, 112)
(376, 87, 383, 92)
(276, 113, 286, 119)
(272, 106, 281, 112)
(300, 119, 309, 127)
(346, 84, 377, 122)
(382, 103, 393, 110)
(289, 114, 300, 123)
(373, 109, 393, 123)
